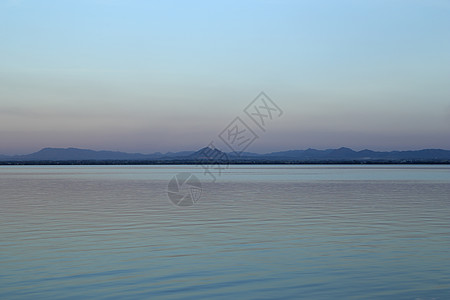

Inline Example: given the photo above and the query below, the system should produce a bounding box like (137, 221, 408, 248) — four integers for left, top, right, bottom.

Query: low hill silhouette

(1, 147, 450, 164)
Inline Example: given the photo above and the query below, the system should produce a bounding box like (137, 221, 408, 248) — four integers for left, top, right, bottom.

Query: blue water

(1, 165, 449, 299)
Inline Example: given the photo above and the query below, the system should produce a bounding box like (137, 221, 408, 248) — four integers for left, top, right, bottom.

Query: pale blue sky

(1, 0, 450, 154)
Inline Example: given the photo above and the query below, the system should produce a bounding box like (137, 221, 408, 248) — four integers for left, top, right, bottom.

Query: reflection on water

(1, 165, 449, 299)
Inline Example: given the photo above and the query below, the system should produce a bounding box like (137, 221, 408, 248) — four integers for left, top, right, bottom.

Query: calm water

(1, 165, 449, 299)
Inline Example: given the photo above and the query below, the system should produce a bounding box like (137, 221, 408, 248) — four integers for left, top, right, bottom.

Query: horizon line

(3, 146, 450, 157)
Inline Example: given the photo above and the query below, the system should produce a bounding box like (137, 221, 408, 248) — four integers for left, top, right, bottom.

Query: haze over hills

(1, 147, 450, 163)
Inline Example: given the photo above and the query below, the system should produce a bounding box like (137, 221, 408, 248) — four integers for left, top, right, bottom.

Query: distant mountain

(1, 147, 450, 163)
(190, 147, 228, 160)
(164, 151, 195, 157)
(266, 147, 450, 161)
(266, 148, 333, 159)
(0, 147, 192, 161)
(20, 147, 151, 161)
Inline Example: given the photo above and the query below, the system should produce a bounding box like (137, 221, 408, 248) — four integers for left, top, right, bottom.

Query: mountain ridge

(1, 147, 450, 162)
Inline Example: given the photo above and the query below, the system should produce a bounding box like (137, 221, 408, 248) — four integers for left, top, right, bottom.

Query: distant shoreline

(1, 160, 449, 166)
(2, 147, 450, 165)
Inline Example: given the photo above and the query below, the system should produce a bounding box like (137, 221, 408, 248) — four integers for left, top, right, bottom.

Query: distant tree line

(1, 159, 449, 165)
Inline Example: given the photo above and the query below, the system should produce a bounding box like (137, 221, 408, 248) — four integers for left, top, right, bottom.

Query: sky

(1, 0, 450, 155)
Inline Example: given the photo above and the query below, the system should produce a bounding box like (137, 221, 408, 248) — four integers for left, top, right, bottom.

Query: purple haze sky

(1, 0, 450, 155)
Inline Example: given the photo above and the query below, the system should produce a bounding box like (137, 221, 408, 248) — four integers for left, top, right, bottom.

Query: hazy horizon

(3, 144, 450, 157)
(2, 1, 450, 155)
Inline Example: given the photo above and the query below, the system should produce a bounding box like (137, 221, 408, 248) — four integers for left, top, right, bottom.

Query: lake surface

(1, 165, 450, 299)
